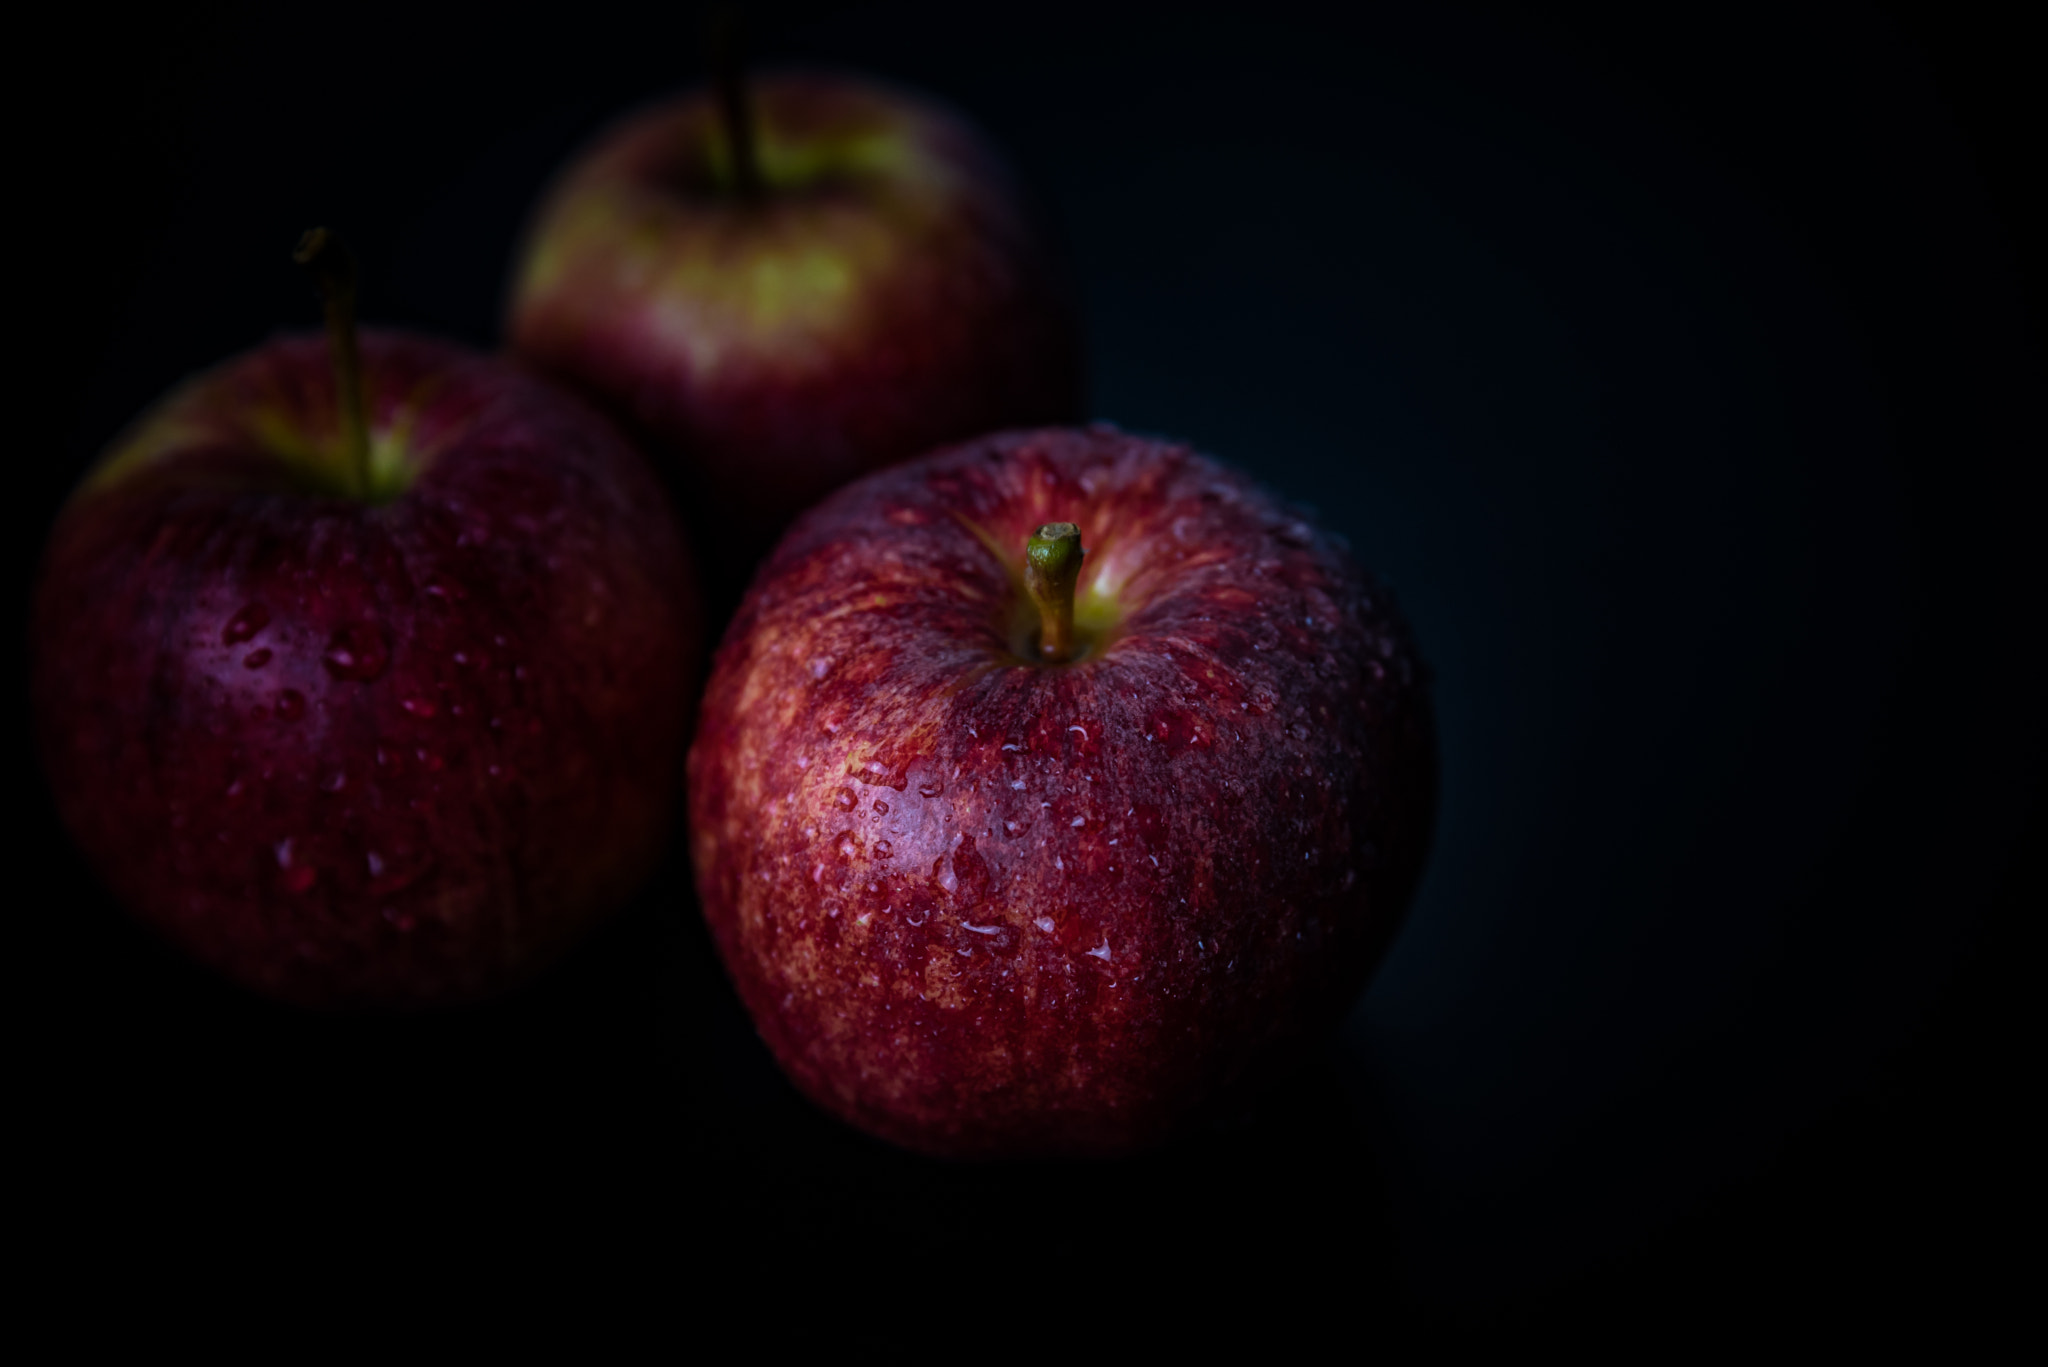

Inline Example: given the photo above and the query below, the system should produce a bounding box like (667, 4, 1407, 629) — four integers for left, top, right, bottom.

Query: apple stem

(708, 8, 763, 199)
(1024, 523, 1084, 663)
(292, 228, 372, 499)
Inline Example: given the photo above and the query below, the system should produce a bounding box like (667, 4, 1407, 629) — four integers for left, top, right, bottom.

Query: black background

(19, 0, 2043, 1337)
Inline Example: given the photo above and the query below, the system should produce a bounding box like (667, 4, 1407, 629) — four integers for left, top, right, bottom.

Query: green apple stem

(292, 228, 372, 499)
(1024, 523, 1084, 663)
(708, 8, 763, 198)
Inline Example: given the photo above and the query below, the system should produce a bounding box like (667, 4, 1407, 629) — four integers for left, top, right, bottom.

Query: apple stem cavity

(1024, 523, 1085, 663)
(708, 8, 764, 199)
(292, 228, 373, 499)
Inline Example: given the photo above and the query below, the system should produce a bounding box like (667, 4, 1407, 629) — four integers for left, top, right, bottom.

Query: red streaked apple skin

(688, 427, 1434, 1157)
(33, 331, 700, 1008)
(507, 70, 1083, 536)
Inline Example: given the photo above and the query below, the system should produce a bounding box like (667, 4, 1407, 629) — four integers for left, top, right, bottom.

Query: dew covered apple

(32, 315, 699, 1008)
(506, 68, 1083, 545)
(687, 427, 1434, 1157)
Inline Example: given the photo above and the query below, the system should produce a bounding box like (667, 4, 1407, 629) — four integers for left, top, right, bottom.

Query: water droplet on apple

(1146, 711, 1195, 748)
(274, 838, 316, 892)
(400, 696, 437, 718)
(369, 849, 433, 896)
(809, 656, 833, 679)
(242, 648, 272, 669)
(275, 689, 306, 721)
(874, 841, 894, 859)
(222, 604, 270, 645)
(834, 789, 857, 811)
(918, 778, 943, 798)
(322, 624, 389, 682)
(873, 799, 890, 815)
(322, 770, 346, 793)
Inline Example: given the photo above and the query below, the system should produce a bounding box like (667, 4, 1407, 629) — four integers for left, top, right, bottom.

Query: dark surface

(20, 0, 2042, 1334)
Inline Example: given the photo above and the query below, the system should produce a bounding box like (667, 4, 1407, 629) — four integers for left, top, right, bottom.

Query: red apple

(33, 298, 700, 1007)
(687, 426, 1434, 1157)
(504, 68, 1084, 552)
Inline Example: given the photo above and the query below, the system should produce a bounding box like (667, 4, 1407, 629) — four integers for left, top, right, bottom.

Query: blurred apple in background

(687, 427, 1435, 1157)
(31, 233, 701, 1008)
(505, 63, 1084, 595)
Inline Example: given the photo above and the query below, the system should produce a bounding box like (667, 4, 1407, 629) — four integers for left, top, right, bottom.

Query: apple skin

(32, 331, 700, 1008)
(687, 427, 1434, 1157)
(506, 69, 1084, 545)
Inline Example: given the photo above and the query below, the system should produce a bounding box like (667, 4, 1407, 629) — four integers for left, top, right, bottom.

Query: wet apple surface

(33, 332, 699, 1007)
(29, 6, 2040, 1319)
(688, 426, 1434, 1156)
